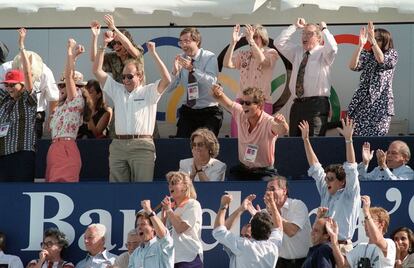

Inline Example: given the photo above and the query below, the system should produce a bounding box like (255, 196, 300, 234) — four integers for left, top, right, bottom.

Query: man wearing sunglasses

(166, 27, 223, 138)
(299, 118, 360, 254)
(93, 30, 171, 182)
(275, 17, 338, 137)
(212, 84, 289, 180)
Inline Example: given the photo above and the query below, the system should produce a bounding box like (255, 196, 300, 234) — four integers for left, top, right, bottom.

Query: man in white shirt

(274, 18, 338, 136)
(0, 232, 24, 268)
(213, 192, 283, 268)
(327, 195, 396, 268)
(358, 140, 414, 180)
(93, 30, 170, 182)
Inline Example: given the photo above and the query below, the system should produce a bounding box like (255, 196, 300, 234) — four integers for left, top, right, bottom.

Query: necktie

(295, 51, 310, 98)
(47, 262, 53, 268)
(186, 59, 197, 108)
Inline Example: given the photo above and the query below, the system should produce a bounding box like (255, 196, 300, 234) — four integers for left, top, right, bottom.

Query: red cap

(2, 69, 25, 84)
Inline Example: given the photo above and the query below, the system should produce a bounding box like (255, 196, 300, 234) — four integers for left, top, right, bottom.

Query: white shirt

(179, 158, 226, 181)
(346, 239, 396, 268)
(358, 163, 414, 180)
(0, 61, 13, 90)
(113, 251, 129, 268)
(278, 198, 312, 259)
(102, 76, 161, 135)
(166, 199, 203, 263)
(0, 251, 24, 268)
(212, 226, 283, 268)
(274, 25, 338, 97)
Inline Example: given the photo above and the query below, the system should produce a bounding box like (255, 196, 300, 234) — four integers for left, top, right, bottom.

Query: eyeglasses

(191, 142, 205, 148)
(4, 83, 18, 88)
(325, 176, 336, 182)
(125, 241, 140, 247)
(40, 241, 58, 248)
(178, 39, 193, 46)
(302, 31, 316, 37)
(58, 84, 66, 89)
(239, 100, 257, 106)
(122, 74, 136, 80)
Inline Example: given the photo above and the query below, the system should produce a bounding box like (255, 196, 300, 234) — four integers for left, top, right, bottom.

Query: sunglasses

(325, 176, 336, 182)
(122, 74, 136, 80)
(239, 100, 257, 106)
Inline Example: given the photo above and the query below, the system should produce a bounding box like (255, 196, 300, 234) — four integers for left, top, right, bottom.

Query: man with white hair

(111, 229, 141, 268)
(76, 224, 117, 268)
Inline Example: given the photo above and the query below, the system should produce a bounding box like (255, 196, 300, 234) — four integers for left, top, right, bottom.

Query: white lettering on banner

(22, 192, 75, 251)
(409, 195, 414, 223)
(201, 209, 219, 251)
(385, 187, 402, 214)
(78, 209, 115, 251)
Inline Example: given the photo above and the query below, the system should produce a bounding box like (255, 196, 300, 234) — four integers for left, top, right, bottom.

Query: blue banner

(1, 181, 413, 267)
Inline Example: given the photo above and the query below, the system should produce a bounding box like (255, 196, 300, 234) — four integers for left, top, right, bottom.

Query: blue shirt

(308, 162, 361, 241)
(358, 163, 414, 180)
(302, 242, 335, 268)
(76, 250, 117, 268)
(128, 232, 174, 268)
(166, 48, 219, 109)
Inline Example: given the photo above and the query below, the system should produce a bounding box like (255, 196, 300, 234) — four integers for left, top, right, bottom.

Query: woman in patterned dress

(348, 21, 398, 136)
(45, 39, 92, 182)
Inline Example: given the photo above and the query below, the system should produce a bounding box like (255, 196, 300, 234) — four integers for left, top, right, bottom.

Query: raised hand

(103, 30, 114, 45)
(90, 21, 101, 36)
(220, 193, 233, 207)
(298, 120, 310, 140)
(74, 44, 85, 58)
(161, 196, 172, 211)
(211, 83, 224, 98)
(231, 24, 243, 45)
(264, 191, 276, 212)
(176, 55, 193, 71)
(141, 200, 152, 213)
(146, 41, 156, 54)
(104, 14, 116, 30)
(367, 21, 375, 44)
(67, 38, 77, 49)
(362, 142, 374, 165)
(244, 24, 255, 44)
(319, 21, 327, 30)
(172, 55, 182, 75)
(274, 113, 287, 125)
(359, 26, 368, 48)
(241, 194, 256, 211)
(376, 149, 387, 168)
(325, 218, 338, 242)
(337, 117, 354, 140)
(361, 195, 371, 214)
(17, 28, 27, 48)
(295, 18, 306, 28)
(316, 207, 328, 219)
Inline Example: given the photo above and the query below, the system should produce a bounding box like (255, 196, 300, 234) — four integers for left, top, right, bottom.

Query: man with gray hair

(76, 224, 117, 268)
(111, 229, 141, 268)
(358, 140, 414, 180)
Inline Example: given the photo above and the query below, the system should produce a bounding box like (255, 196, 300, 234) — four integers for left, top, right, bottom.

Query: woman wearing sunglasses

(179, 128, 226, 181)
(45, 39, 92, 182)
(0, 28, 36, 182)
(27, 228, 73, 268)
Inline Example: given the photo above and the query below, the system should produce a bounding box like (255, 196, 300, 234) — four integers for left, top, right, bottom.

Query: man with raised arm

(299, 118, 360, 253)
(212, 192, 283, 268)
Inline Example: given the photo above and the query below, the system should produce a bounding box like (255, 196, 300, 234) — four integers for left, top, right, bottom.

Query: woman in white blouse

(179, 128, 226, 181)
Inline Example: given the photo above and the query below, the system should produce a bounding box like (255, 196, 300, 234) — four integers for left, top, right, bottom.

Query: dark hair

(80, 88, 93, 122)
(374, 28, 394, 52)
(86, 79, 107, 112)
(44, 228, 69, 248)
(107, 29, 137, 50)
(135, 211, 153, 228)
(325, 164, 346, 181)
(180, 27, 202, 48)
(391, 227, 414, 254)
(242, 87, 266, 107)
(0, 232, 6, 251)
(250, 212, 273, 241)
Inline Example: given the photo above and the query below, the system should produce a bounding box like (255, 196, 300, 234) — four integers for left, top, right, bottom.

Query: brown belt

(338, 239, 352, 245)
(115, 134, 152, 140)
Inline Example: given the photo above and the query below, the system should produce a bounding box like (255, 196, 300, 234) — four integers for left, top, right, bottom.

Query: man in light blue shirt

(128, 200, 174, 268)
(76, 224, 117, 268)
(166, 27, 223, 137)
(358, 140, 414, 180)
(299, 118, 360, 253)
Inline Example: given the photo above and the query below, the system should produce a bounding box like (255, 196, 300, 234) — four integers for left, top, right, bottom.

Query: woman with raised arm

(348, 21, 398, 136)
(46, 39, 92, 182)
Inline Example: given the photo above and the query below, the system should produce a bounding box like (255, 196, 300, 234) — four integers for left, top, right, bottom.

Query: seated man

(212, 192, 283, 268)
(302, 207, 335, 268)
(358, 140, 414, 180)
(299, 118, 360, 253)
(76, 224, 117, 268)
(129, 200, 174, 268)
(0, 232, 24, 268)
(112, 229, 141, 268)
(212, 84, 289, 180)
(327, 195, 396, 268)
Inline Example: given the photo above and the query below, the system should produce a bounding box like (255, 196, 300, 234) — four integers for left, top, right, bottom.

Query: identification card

(0, 123, 10, 138)
(187, 82, 199, 100)
(244, 144, 259, 163)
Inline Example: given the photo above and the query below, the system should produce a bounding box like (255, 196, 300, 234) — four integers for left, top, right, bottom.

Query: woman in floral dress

(45, 39, 92, 182)
(348, 21, 398, 136)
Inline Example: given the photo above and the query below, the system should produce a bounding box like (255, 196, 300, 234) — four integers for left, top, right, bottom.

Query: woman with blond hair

(161, 171, 203, 268)
(223, 24, 279, 137)
(179, 128, 226, 181)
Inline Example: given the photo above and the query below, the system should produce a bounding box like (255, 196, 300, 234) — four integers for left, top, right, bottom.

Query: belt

(115, 134, 152, 139)
(52, 137, 75, 143)
(278, 257, 306, 265)
(338, 239, 352, 245)
(293, 96, 328, 103)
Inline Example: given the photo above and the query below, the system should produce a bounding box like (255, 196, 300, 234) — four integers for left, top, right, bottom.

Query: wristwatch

(148, 211, 156, 217)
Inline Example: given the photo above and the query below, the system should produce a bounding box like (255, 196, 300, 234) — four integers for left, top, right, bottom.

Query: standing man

(93, 27, 170, 182)
(166, 27, 223, 137)
(248, 176, 311, 267)
(275, 18, 338, 136)
(358, 140, 414, 180)
(76, 224, 117, 268)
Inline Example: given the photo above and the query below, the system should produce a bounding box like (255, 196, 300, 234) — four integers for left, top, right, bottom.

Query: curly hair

(166, 171, 197, 199)
(325, 164, 346, 182)
(242, 87, 266, 107)
(250, 211, 273, 241)
(190, 128, 220, 158)
(44, 228, 69, 248)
